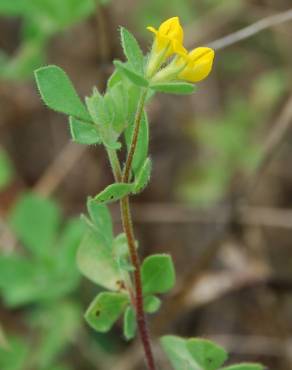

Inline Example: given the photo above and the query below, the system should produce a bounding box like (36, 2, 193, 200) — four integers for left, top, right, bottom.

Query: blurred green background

(0, 0, 292, 369)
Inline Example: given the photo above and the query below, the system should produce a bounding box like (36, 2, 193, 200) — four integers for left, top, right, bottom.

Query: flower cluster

(146, 17, 215, 84)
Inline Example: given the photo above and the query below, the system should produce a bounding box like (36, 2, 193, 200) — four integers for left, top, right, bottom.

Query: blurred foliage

(0, 0, 104, 80)
(178, 69, 287, 205)
(0, 0, 291, 369)
(135, 0, 195, 31)
(0, 192, 84, 369)
(0, 148, 14, 190)
(134, 0, 243, 35)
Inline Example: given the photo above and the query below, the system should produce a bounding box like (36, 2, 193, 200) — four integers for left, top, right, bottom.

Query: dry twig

(208, 8, 292, 50)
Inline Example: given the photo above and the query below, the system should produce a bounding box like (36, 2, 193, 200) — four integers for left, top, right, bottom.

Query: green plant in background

(0, 193, 84, 370)
(178, 69, 286, 206)
(34, 16, 264, 370)
(0, 0, 106, 80)
(0, 148, 14, 190)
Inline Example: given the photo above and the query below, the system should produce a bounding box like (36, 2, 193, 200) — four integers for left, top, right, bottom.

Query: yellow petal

(158, 17, 184, 44)
(178, 47, 215, 83)
(172, 40, 187, 56)
(188, 47, 214, 63)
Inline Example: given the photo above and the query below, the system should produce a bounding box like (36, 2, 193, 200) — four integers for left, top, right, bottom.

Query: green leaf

(141, 254, 175, 295)
(106, 83, 128, 133)
(151, 82, 197, 95)
(86, 91, 121, 149)
(56, 218, 85, 273)
(125, 110, 149, 174)
(0, 325, 8, 350)
(134, 157, 151, 193)
(32, 303, 81, 369)
(94, 183, 134, 204)
(0, 0, 27, 16)
(120, 27, 144, 74)
(187, 338, 228, 370)
(113, 233, 135, 272)
(221, 364, 264, 370)
(9, 193, 61, 257)
(123, 306, 137, 340)
(0, 148, 14, 190)
(77, 227, 123, 291)
(161, 335, 198, 370)
(85, 292, 129, 333)
(144, 295, 161, 313)
(35, 65, 91, 121)
(127, 84, 141, 122)
(0, 336, 29, 370)
(87, 198, 113, 246)
(113, 233, 129, 257)
(0, 252, 80, 307)
(107, 69, 123, 89)
(86, 90, 107, 125)
(114, 60, 148, 87)
(69, 116, 101, 145)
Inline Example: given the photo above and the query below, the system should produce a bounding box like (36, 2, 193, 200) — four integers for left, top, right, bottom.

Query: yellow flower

(147, 17, 185, 57)
(146, 17, 186, 78)
(177, 47, 215, 83)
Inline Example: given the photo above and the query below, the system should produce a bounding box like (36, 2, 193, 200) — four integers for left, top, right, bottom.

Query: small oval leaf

(94, 183, 134, 204)
(69, 117, 101, 145)
(85, 292, 129, 333)
(141, 254, 175, 295)
(123, 306, 137, 340)
(144, 295, 161, 314)
(187, 338, 228, 370)
(134, 158, 152, 193)
(35, 65, 91, 121)
(151, 82, 197, 95)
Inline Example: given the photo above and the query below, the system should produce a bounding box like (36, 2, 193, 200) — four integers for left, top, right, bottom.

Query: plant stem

(121, 86, 157, 369)
(122, 88, 148, 183)
(107, 148, 122, 182)
(106, 89, 157, 369)
(120, 196, 157, 370)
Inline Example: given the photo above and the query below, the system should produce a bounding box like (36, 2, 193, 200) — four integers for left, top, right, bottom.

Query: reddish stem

(120, 196, 157, 370)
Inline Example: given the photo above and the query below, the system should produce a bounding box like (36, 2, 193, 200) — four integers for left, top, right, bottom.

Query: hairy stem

(107, 150, 157, 370)
(107, 148, 122, 182)
(120, 196, 157, 370)
(122, 88, 148, 183)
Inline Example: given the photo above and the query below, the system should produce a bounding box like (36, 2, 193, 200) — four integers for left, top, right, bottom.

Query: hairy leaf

(94, 183, 134, 204)
(144, 295, 161, 314)
(134, 157, 151, 193)
(85, 292, 129, 333)
(120, 27, 144, 73)
(161, 335, 198, 370)
(150, 82, 197, 95)
(114, 60, 148, 87)
(123, 306, 136, 340)
(86, 198, 113, 246)
(141, 254, 175, 295)
(187, 338, 228, 370)
(69, 116, 101, 145)
(125, 110, 149, 175)
(77, 227, 122, 291)
(35, 65, 90, 121)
